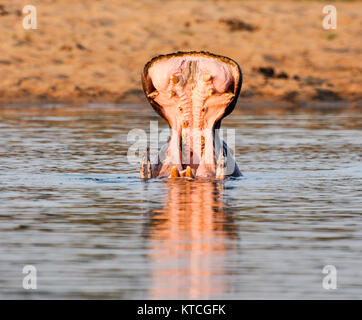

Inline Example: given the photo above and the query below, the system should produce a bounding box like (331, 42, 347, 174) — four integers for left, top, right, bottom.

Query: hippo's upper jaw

(140, 51, 242, 179)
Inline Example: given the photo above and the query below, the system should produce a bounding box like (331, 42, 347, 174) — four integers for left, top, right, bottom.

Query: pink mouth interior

(144, 53, 240, 177)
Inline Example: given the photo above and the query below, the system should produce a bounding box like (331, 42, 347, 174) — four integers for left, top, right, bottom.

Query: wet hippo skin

(140, 51, 242, 179)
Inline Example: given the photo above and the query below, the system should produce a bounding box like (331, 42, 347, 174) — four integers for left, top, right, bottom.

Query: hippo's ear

(141, 51, 242, 122)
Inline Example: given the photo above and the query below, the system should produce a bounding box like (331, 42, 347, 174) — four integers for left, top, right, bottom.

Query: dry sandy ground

(0, 0, 361, 111)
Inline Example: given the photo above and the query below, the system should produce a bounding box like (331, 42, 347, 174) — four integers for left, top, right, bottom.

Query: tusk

(185, 166, 194, 178)
(140, 147, 151, 179)
(147, 148, 151, 179)
(170, 166, 180, 178)
(203, 74, 212, 82)
(224, 92, 235, 99)
(215, 148, 225, 180)
(170, 75, 179, 84)
(147, 91, 159, 99)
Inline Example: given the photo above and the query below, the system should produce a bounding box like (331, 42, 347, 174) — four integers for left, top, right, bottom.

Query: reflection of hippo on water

(140, 51, 242, 179)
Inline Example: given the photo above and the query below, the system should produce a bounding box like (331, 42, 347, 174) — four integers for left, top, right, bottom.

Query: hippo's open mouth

(141, 51, 242, 179)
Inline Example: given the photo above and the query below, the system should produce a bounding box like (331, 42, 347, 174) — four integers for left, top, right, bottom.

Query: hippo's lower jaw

(140, 51, 243, 179)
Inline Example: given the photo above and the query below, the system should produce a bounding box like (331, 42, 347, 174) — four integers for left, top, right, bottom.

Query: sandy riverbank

(0, 0, 361, 111)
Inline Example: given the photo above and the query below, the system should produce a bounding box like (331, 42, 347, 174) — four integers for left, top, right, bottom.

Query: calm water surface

(0, 104, 361, 299)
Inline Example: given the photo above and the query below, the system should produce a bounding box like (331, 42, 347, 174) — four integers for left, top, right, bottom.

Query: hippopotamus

(140, 51, 242, 179)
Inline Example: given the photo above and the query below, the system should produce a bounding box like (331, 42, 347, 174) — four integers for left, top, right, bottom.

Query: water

(0, 104, 361, 299)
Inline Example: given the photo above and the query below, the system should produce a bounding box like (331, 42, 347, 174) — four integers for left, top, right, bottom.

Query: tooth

(169, 90, 176, 98)
(170, 166, 180, 178)
(140, 147, 151, 179)
(147, 150, 151, 179)
(203, 74, 212, 82)
(185, 166, 193, 178)
(147, 91, 159, 99)
(140, 155, 146, 179)
(201, 135, 205, 157)
(216, 149, 225, 180)
(224, 92, 235, 98)
(170, 75, 179, 84)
